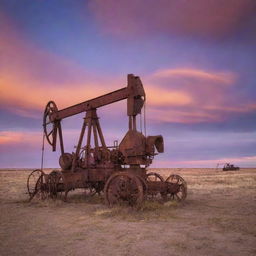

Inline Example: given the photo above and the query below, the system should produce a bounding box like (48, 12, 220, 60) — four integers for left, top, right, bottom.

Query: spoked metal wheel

(104, 172, 144, 208)
(43, 101, 58, 148)
(146, 172, 164, 199)
(27, 169, 48, 201)
(84, 187, 97, 197)
(146, 172, 164, 182)
(161, 174, 187, 202)
(47, 170, 63, 199)
(84, 182, 104, 197)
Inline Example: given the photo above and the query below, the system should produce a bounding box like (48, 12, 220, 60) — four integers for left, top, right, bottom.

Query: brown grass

(0, 168, 256, 256)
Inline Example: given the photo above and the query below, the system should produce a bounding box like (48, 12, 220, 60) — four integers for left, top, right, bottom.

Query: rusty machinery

(223, 163, 240, 171)
(27, 74, 187, 207)
(216, 163, 240, 171)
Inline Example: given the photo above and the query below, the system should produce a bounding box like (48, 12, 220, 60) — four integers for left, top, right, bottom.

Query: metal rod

(75, 120, 87, 156)
(140, 113, 142, 133)
(129, 116, 132, 130)
(93, 119, 99, 148)
(40, 134, 45, 171)
(52, 124, 58, 151)
(96, 118, 106, 148)
(86, 118, 92, 167)
(133, 116, 137, 131)
(86, 118, 92, 148)
(58, 122, 65, 155)
(144, 100, 146, 137)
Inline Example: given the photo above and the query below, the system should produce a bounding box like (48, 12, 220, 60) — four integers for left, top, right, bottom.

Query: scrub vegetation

(0, 168, 255, 256)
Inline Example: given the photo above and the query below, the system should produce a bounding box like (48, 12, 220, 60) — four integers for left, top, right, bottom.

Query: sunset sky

(0, 0, 255, 168)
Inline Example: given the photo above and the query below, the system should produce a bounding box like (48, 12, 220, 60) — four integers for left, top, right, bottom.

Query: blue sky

(0, 0, 255, 168)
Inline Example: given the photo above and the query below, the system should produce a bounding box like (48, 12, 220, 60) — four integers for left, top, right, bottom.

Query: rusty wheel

(104, 172, 144, 208)
(136, 175, 148, 198)
(43, 101, 58, 147)
(81, 181, 105, 197)
(27, 169, 48, 201)
(84, 182, 104, 197)
(92, 181, 105, 195)
(84, 187, 97, 197)
(146, 172, 164, 199)
(48, 170, 63, 199)
(146, 172, 164, 182)
(161, 174, 187, 202)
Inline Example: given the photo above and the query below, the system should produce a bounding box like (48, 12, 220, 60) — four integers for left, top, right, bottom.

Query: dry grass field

(0, 168, 255, 256)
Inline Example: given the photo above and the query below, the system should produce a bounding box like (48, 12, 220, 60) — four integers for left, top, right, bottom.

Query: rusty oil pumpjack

(27, 74, 187, 207)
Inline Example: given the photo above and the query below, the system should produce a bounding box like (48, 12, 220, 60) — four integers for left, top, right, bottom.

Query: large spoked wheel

(104, 172, 144, 208)
(161, 174, 187, 202)
(146, 172, 164, 199)
(43, 101, 58, 146)
(27, 169, 47, 201)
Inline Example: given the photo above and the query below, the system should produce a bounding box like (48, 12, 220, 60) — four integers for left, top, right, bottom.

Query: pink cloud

(147, 108, 221, 124)
(155, 155, 256, 168)
(0, 131, 40, 146)
(89, 0, 255, 38)
(146, 86, 192, 107)
(144, 67, 255, 123)
(1, 12, 254, 126)
(152, 68, 236, 85)
(0, 12, 124, 118)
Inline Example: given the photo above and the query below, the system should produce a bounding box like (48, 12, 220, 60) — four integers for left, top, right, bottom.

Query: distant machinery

(216, 163, 240, 171)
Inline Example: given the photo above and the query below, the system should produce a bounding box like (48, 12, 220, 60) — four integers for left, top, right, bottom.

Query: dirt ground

(0, 168, 255, 256)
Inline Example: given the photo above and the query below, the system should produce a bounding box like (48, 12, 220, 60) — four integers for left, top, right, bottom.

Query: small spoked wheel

(43, 101, 58, 146)
(161, 174, 187, 202)
(48, 170, 63, 199)
(146, 172, 164, 182)
(104, 172, 144, 208)
(27, 169, 47, 201)
(146, 172, 164, 199)
(84, 187, 97, 197)
(84, 182, 104, 197)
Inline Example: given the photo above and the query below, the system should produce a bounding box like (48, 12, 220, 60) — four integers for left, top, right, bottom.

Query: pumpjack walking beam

(43, 74, 146, 152)
(49, 74, 145, 122)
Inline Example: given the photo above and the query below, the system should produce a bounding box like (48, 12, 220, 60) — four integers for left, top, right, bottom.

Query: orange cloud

(143, 67, 255, 123)
(0, 15, 194, 122)
(0, 12, 122, 118)
(0, 131, 40, 145)
(146, 86, 192, 107)
(0, 74, 111, 115)
(0, 12, 254, 126)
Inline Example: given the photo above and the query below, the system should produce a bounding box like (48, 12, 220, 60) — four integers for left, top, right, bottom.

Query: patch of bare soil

(0, 168, 255, 256)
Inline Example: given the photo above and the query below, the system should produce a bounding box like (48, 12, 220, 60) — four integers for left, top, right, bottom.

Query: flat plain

(0, 168, 255, 256)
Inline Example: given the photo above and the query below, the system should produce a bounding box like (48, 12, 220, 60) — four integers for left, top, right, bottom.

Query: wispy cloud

(0, 11, 255, 127)
(144, 67, 255, 123)
(148, 108, 221, 124)
(0, 131, 40, 146)
(147, 86, 192, 107)
(155, 155, 256, 168)
(0, 12, 120, 118)
(152, 68, 235, 84)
